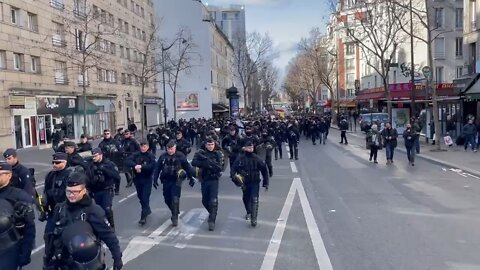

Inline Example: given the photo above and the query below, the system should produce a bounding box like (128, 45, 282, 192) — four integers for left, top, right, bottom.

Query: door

(14, 116, 22, 149)
(37, 115, 45, 145)
(22, 117, 32, 147)
(45, 115, 53, 143)
(31, 116, 38, 146)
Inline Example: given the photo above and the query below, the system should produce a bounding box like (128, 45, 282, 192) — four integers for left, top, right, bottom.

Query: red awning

(356, 91, 385, 101)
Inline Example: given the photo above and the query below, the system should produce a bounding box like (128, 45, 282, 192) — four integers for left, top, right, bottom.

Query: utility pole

(410, 0, 416, 118)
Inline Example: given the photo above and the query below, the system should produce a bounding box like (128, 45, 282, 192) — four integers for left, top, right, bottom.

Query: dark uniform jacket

(122, 138, 140, 155)
(153, 152, 193, 184)
(11, 162, 36, 197)
(0, 186, 36, 267)
(287, 127, 300, 143)
(221, 134, 241, 157)
(191, 149, 223, 181)
(45, 196, 122, 266)
(175, 138, 191, 156)
(43, 168, 73, 214)
(147, 133, 159, 148)
(232, 152, 269, 187)
(98, 138, 122, 158)
(77, 142, 93, 153)
(86, 158, 120, 193)
(67, 152, 86, 170)
(125, 151, 156, 179)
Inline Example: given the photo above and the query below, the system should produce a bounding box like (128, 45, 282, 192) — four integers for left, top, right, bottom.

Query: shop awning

(77, 98, 99, 114)
(356, 91, 385, 101)
(338, 100, 356, 107)
(462, 74, 480, 100)
(212, 103, 229, 113)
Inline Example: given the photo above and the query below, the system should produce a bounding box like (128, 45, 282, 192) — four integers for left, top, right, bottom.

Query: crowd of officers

(0, 116, 315, 270)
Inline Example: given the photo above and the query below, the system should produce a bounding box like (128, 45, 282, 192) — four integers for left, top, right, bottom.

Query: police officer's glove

(189, 177, 196, 187)
(153, 181, 159, 190)
(14, 201, 34, 224)
(113, 259, 123, 270)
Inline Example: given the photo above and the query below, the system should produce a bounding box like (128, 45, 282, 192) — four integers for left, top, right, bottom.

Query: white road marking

(260, 178, 334, 270)
(290, 162, 298, 173)
(118, 192, 137, 203)
(122, 211, 185, 265)
(465, 173, 480, 180)
(286, 145, 291, 159)
(32, 244, 46, 255)
(173, 208, 209, 249)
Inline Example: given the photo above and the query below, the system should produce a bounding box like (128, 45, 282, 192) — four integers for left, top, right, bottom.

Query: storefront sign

(143, 97, 162, 105)
(176, 92, 199, 111)
(37, 97, 77, 115)
(9, 96, 25, 108)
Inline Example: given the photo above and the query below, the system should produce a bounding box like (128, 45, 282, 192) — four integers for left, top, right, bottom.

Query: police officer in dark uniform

(239, 126, 260, 150)
(221, 126, 241, 174)
(125, 140, 156, 226)
(77, 134, 93, 153)
(42, 153, 73, 224)
(287, 123, 300, 160)
(44, 172, 123, 270)
(153, 140, 195, 227)
(99, 129, 122, 194)
(273, 123, 286, 160)
(191, 138, 223, 231)
(259, 130, 275, 177)
(64, 141, 87, 170)
(114, 128, 124, 142)
(232, 140, 269, 227)
(121, 129, 140, 188)
(86, 148, 120, 230)
(3, 148, 36, 197)
(0, 162, 36, 270)
(147, 129, 159, 156)
(175, 130, 192, 157)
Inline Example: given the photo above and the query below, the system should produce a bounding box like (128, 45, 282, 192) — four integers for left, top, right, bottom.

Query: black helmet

(61, 220, 104, 269)
(0, 199, 20, 250)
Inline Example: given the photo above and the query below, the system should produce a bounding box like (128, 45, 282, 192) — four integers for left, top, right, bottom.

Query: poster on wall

(230, 98, 239, 119)
(392, 108, 410, 134)
(176, 92, 199, 111)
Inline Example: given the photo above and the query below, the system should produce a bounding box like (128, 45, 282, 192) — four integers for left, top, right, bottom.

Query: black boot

(250, 197, 259, 227)
(171, 197, 180, 227)
(139, 210, 147, 226)
(294, 148, 298, 160)
(208, 199, 218, 231)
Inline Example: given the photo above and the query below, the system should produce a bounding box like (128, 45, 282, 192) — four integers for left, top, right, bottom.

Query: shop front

(10, 96, 38, 149)
(143, 97, 162, 128)
(37, 96, 77, 140)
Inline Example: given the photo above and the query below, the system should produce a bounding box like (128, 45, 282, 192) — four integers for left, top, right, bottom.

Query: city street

(22, 130, 480, 270)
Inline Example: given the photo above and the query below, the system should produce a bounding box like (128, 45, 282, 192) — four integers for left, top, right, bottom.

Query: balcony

(78, 79, 90, 86)
(50, 0, 64, 10)
(52, 36, 66, 47)
(433, 51, 445, 59)
(73, 9, 87, 18)
(54, 75, 68, 84)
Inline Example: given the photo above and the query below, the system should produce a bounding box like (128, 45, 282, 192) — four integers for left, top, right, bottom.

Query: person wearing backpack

(0, 162, 36, 269)
(44, 172, 123, 270)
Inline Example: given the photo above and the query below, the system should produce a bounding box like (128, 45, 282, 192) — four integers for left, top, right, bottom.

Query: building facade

(0, 0, 157, 150)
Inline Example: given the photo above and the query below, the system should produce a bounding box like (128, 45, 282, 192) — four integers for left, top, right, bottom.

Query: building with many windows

(0, 0, 158, 149)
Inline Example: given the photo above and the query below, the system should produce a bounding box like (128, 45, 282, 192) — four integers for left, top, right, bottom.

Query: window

(456, 66, 463, 78)
(0, 51, 6, 69)
(346, 58, 355, 69)
(455, 37, 463, 58)
(132, 25, 136, 37)
(435, 66, 444, 83)
(142, 31, 146, 41)
(31, 56, 40, 73)
(124, 22, 129, 34)
(97, 68, 106, 82)
(92, 5, 99, 18)
(121, 73, 126, 84)
(109, 14, 114, 26)
(434, 8, 443, 28)
(434, 37, 445, 59)
(54, 61, 67, 84)
(50, 0, 65, 10)
(73, 0, 86, 17)
(455, 8, 463, 29)
(78, 66, 89, 86)
(75, 29, 85, 50)
(10, 7, 18, 24)
(118, 19, 123, 31)
(0, 3, 3, 21)
(126, 48, 130, 60)
(471, 0, 477, 30)
(52, 22, 65, 46)
(141, 7, 144, 17)
(131, 0, 135, 12)
(100, 10, 107, 23)
(346, 73, 355, 87)
(27, 13, 38, 32)
(13, 53, 24, 71)
(119, 45, 124, 58)
(222, 12, 227, 20)
(110, 42, 116, 55)
(345, 43, 355, 55)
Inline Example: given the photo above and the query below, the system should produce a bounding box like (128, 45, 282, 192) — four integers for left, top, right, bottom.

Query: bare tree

(124, 23, 162, 137)
(283, 60, 307, 112)
(342, 0, 408, 118)
(163, 27, 201, 121)
(233, 32, 275, 114)
(41, 3, 118, 135)
(258, 61, 280, 108)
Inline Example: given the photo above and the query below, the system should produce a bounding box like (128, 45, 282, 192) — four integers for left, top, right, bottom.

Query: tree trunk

(140, 84, 145, 138)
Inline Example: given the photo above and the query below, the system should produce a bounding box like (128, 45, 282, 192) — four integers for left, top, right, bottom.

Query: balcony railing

(50, 0, 64, 10)
(73, 9, 87, 18)
(52, 36, 66, 47)
(78, 80, 90, 86)
(55, 75, 68, 84)
(433, 51, 445, 59)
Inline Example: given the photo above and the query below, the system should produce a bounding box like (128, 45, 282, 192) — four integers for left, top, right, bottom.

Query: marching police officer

(287, 123, 300, 160)
(175, 130, 192, 157)
(86, 148, 120, 230)
(44, 172, 123, 270)
(121, 129, 140, 188)
(232, 140, 269, 227)
(77, 134, 93, 153)
(147, 129, 159, 156)
(273, 123, 286, 160)
(0, 162, 36, 270)
(114, 128, 124, 142)
(42, 153, 73, 223)
(259, 130, 275, 177)
(339, 117, 349, 144)
(191, 138, 223, 231)
(3, 148, 36, 197)
(64, 141, 87, 170)
(99, 129, 122, 195)
(125, 140, 156, 226)
(221, 126, 242, 174)
(153, 140, 195, 227)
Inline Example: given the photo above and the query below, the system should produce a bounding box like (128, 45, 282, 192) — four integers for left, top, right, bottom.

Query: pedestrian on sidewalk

(339, 118, 349, 145)
(366, 124, 381, 163)
(318, 118, 328, 145)
(412, 117, 423, 154)
(462, 118, 477, 152)
(381, 123, 398, 164)
(403, 124, 416, 166)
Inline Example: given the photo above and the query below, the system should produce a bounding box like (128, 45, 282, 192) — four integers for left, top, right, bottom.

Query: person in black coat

(64, 141, 87, 171)
(339, 118, 349, 144)
(3, 148, 36, 197)
(147, 129, 159, 156)
(77, 134, 93, 153)
(121, 130, 140, 188)
(0, 162, 36, 269)
(381, 123, 398, 164)
(403, 124, 416, 166)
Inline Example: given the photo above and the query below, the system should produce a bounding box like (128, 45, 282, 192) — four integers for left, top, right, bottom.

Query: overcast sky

(204, 0, 330, 80)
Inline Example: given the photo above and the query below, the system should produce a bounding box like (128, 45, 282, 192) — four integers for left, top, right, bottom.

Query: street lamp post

(409, 0, 416, 118)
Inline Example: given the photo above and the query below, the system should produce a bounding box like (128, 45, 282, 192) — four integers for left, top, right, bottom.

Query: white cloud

(205, 0, 291, 7)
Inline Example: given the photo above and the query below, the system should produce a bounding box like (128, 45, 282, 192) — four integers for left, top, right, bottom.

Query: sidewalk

(331, 126, 480, 177)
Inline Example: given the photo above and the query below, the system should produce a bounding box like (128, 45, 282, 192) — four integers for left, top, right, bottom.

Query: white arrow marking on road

(174, 208, 209, 249)
(260, 178, 333, 270)
(122, 211, 185, 265)
(32, 244, 46, 255)
(290, 162, 298, 173)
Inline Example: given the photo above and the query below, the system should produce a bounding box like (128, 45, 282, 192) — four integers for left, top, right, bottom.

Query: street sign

(422, 66, 432, 79)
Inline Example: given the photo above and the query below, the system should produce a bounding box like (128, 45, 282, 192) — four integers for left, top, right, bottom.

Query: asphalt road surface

(21, 130, 480, 270)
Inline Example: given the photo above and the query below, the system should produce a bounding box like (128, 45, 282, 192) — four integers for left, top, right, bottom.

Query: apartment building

(0, 0, 157, 149)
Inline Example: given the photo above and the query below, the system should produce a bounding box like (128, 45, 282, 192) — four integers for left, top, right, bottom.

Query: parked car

(359, 113, 389, 132)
